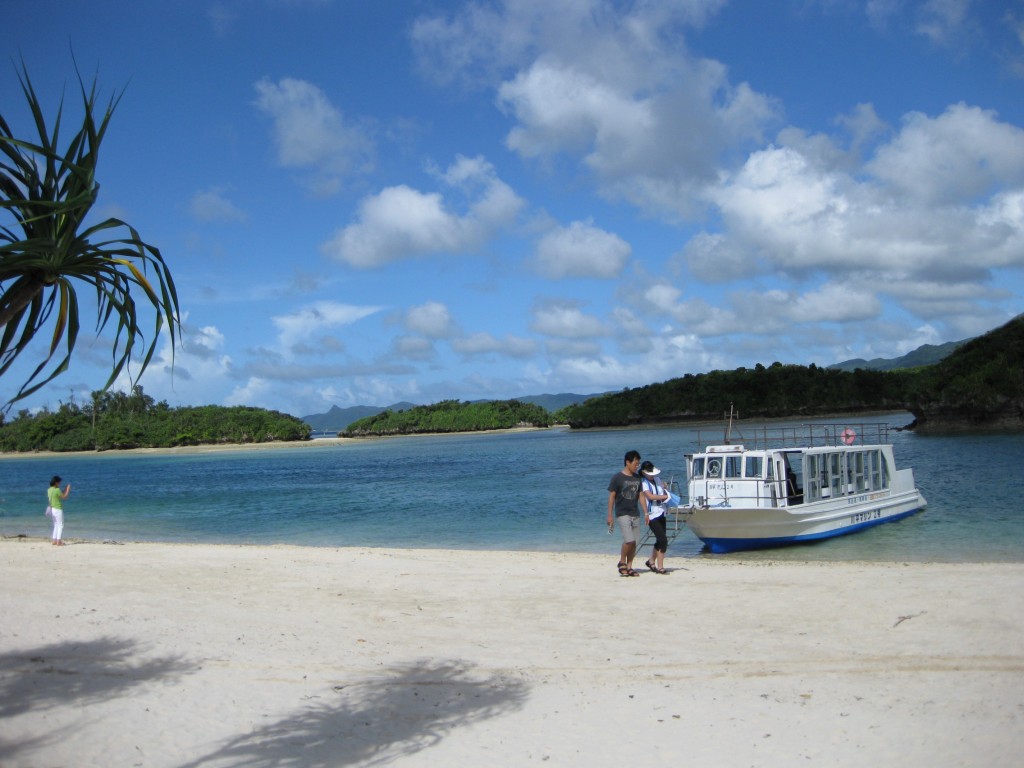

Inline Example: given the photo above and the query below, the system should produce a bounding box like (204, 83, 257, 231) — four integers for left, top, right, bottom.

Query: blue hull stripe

(700, 508, 922, 554)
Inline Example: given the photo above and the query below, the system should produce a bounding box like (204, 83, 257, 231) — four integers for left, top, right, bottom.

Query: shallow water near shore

(2, 414, 1022, 562)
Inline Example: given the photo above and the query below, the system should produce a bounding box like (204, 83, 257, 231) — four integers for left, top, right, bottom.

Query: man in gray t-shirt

(607, 450, 648, 576)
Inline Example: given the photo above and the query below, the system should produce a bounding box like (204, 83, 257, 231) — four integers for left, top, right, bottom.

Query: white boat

(681, 421, 927, 553)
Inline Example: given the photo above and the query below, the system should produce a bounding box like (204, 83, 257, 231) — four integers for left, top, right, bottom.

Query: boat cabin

(685, 424, 896, 510)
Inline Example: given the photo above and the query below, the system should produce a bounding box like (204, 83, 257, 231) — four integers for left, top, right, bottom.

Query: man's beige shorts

(617, 514, 640, 544)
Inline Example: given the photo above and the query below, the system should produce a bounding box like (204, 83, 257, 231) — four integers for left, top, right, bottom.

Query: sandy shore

(2, 541, 1021, 767)
(0, 427, 555, 459)
(0, 437, 357, 460)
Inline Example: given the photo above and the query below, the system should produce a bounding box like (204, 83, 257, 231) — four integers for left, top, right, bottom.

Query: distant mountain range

(302, 342, 969, 431)
(827, 339, 967, 372)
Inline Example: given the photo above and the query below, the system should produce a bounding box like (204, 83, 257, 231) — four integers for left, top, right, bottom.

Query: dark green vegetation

(903, 315, 1024, 431)
(0, 61, 181, 406)
(556, 315, 1024, 432)
(0, 387, 310, 452)
(303, 394, 593, 432)
(554, 363, 912, 427)
(342, 399, 551, 437)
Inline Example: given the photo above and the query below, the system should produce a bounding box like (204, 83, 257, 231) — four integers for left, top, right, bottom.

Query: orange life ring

(841, 427, 856, 445)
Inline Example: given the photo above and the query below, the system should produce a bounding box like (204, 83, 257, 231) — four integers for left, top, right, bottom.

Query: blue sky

(3, 0, 1023, 417)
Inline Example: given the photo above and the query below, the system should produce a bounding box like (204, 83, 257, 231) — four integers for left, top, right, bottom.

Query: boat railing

(693, 422, 892, 451)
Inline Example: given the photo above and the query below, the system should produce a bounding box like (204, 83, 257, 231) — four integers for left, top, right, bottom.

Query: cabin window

(745, 456, 763, 478)
(865, 451, 875, 489)
(829, 453, 843, 497)
(805, 454, 822, 501)
(866, 450, 887, 490)
(804, 452, 853, 500)
(851, 451, 866, 492)
(783, 452, 804, 504)
(691, 457, 705, 479)
(725, 456, 743, 478)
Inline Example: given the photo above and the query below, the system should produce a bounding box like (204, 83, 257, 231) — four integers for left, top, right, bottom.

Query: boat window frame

(805, 453, 821, 501)
(691, 456, 706, 479)
(724, 455, 743, 478)
(744, 455, 764, 479)
(829, 452, 843, 497)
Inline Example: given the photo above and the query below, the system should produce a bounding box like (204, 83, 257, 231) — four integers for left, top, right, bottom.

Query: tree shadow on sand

(0, 636, 194, 763)
(179, 659, 530, 768)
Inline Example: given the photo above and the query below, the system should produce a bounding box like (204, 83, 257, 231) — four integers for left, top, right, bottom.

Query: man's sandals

(617, 562, 639, 577)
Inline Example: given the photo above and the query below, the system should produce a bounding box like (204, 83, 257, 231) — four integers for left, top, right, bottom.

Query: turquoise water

(1, 415, 1022, 562)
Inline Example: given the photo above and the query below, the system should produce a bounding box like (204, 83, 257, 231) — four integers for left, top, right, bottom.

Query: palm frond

(0, 60, 181, 406)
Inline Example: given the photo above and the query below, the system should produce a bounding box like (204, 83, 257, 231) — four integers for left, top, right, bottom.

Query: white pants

(51, 507, 64, 541)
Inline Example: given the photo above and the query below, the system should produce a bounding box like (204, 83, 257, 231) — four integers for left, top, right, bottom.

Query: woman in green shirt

(47, 475, 71, 546)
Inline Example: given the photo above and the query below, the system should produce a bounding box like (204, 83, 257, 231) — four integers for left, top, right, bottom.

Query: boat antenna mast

(724, 403, 737, 444)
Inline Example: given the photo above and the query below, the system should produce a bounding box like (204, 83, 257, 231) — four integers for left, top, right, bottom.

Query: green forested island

(0, 387, 311, 452)
(341, 398, 552, 436)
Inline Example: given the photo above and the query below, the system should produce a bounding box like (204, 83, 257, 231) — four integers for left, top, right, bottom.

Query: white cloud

(253, 77, 374, 194)
(497, 56, 777, 216)
(789, 283, 882, 323)
(545, 338, 603, 358)
(271, 301, 383, 352)
(224, 377, 271, 408)
(322, 155, 524, 268)
(181, 324, 228, 360)
(109, 319, 234, 408)
(392, 335, 437, 361)
(404, 301, 457, 338)
(644, 281, 883, 339)
(530, 302, 608, 338)
(189, 187, 247, 223)
(549, 354, 640, 391)
(915, 0, 973, 46)
(642, 283, 683, 313)
(452, 332, 538, 358)
(611, 307, 649, 336)
(535, 220, 631, 278)
(416, 0, 777, 218)
(686, 101, 1024, 308)
(867, 104, 1024, 205)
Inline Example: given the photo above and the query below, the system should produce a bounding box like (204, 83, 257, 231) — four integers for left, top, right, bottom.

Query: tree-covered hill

(341, 399, 552, 436)
(0, 387, 311, 452)
(553, 363, 911, 428)
(903, 314, 1024, 431)
(555, 314, 1024, 432)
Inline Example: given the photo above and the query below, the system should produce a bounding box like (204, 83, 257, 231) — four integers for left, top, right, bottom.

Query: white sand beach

(1, 540, 1022, 767)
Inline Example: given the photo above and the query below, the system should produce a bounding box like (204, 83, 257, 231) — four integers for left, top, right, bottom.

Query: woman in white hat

(640, 461, 669, 573)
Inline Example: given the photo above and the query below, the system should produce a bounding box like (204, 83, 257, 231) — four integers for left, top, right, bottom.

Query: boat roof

(691, 422, 894, 453)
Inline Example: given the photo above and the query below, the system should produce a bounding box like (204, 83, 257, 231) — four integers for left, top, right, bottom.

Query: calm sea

(1, 414, 1022, 563)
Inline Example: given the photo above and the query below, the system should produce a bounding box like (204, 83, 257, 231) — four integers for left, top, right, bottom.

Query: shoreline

(0, 436, 357, 459)
(0, 412, 916, 459)
(0, 426, 559, 459)
(2, 539, 1022, 766)
(2, 533, 1021, 565)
